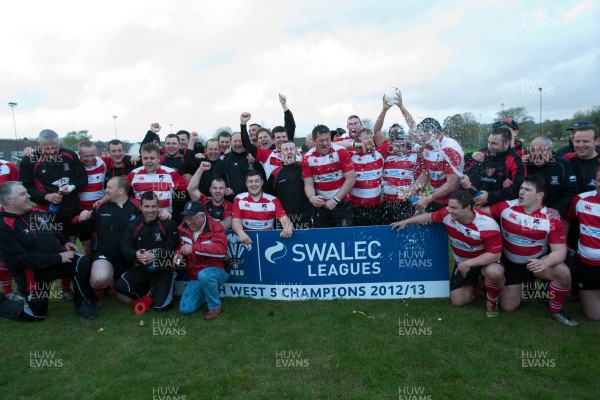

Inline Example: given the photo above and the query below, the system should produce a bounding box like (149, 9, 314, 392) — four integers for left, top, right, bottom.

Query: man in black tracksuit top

(527, 137, 578, 218)
(116, 192, 179, 311)
(74, 176, 141, 299)
(212, 132, 264, 202)
(270, 141, 313, 229)
(0, 182, 97, 320)
(462, 127, 526, 206)
(18, 129, 87, 238)
(160, 134, 198, 224)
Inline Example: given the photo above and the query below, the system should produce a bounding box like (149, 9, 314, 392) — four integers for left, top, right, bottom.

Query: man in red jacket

(174, 201, 228, 320)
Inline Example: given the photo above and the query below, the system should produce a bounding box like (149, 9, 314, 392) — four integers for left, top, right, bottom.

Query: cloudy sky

(1, 0, 598, 143)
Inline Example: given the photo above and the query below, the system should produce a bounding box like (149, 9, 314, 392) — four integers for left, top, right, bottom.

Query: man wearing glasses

(524, 137, 578, 219)
(175, 201, 228, 320)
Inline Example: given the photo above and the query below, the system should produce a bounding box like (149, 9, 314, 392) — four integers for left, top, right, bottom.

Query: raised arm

(187, 161, 212, 201)
(280, 93, 296, 140)
(240, 112, 258, 158)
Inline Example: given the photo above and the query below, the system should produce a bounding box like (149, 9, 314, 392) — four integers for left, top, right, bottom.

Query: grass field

(1, 290, 598, 400)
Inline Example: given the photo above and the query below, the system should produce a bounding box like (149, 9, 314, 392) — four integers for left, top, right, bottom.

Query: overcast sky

(1, 0, 598, 143)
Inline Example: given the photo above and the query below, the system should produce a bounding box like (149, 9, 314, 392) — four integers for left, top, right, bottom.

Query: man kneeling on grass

(174, 201, 228, 320)
(391, 190, 505, 317)
(480, 174, 578, 327)
(117, 191, 179, 314)
(0, 181, 98, 320)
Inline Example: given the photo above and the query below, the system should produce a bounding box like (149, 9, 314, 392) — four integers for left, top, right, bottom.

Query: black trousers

(115, 265, 176, 310)
(23, 254, 93, 320)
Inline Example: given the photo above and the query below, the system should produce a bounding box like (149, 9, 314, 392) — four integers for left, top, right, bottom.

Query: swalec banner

(175, 224, 450, 300)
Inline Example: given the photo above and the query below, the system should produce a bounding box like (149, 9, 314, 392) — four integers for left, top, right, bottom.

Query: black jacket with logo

(19, 148, 87, 217)
(464, 147, 526, 204)
(527, 158, 578, 216)
(0, 208, 70, 290)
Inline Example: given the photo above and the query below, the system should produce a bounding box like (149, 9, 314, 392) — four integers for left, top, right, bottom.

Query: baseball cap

(566, 121, 591, 131)
(492, 118, 519, 131)
(181, 201, 205, 216)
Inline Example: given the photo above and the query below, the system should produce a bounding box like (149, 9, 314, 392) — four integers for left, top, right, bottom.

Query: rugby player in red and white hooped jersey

(412, 118, 464, 212)
(565, 166, 600, 320)
(127, 143, 188, 213)
(481, 174, 579, 326)
(78, 142, 106, 210)
(77, 141, 107, 256)
(347, 128, 384, 226)
(392, 190, 505, 317)
(371, 89, 423, 224)
(378, 129, 424, 224)
(302, 125, 356, 228)
(0, 159, 19, 298)
(231, 170, 293, 245)
(336, 115, 386, 147)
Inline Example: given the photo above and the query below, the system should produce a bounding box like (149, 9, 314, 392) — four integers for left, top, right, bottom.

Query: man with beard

(117, 191, 179, 313)
(461, 127, 526, 207)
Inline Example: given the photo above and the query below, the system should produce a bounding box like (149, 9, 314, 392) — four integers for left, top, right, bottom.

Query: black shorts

(502, 258, 535, 286)
(575, 259, 600, 290)
(92, 253, 131, 281)
(381, 202, 414, 225)
(352, 205, 383, 226)
(115, 266, 176, 309)
(450, 263, 482, 291)
(313, 201, 353, 228)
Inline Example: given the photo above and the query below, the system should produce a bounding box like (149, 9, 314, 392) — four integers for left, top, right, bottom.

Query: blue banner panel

(175, 224, 450, 300)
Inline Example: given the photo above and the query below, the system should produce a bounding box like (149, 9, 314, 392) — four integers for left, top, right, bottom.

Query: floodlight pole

(8, 102, 18, 140)
(538, 88, 542, 134)
(113, 116, 118, 139)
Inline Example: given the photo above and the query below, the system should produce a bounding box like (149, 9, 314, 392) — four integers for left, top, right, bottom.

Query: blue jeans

(179, 267, 229, 314)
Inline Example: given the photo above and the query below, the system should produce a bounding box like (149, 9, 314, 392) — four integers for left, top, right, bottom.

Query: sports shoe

(485, 299, 499, 318)
(59, 288, 75, 301)
(75, 301, 99, 320)
(204, 307, 223, 321)
(90, 298, 102, 312)
(545, 310, 579, 327)
(6, 291, 24, 301)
